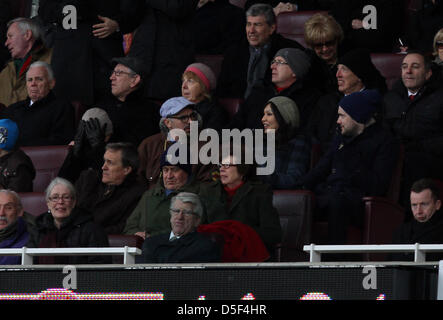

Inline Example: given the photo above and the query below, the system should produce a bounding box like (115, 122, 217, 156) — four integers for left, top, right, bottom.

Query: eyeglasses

(437, 42, 443, 49)
(313, 40, 336, 50)
(111, 70, 136, 77)
(270, 59, 289, 66)
(170, 208, 197, 217)
(48, 195, 73, 202)
(218, 163, 237, 169)
(167, 111, 198, 123)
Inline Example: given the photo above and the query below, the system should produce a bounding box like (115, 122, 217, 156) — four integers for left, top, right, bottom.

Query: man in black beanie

(308, 48, 387, 154)
(299, 90, 400, 247)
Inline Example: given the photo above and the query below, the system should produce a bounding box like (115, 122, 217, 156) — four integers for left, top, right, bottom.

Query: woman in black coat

(27, 177, 111, 264)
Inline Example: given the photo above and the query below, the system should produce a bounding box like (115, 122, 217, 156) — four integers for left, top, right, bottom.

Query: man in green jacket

(123, 146, 199, 239)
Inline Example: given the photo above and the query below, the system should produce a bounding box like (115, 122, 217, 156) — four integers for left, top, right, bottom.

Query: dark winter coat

(199, 179, 282, 251)
(1, 91, 75, 146)
(383, 78, 443, 159)
(28, 207, 111, 264)
(137, 231, 222, 263)
(75, 169, 147, 235)
(391, 209, 443, 261)
(299, 122, 400, 200)
(0, 217, 30, 265)
(128, 0, 199, 100)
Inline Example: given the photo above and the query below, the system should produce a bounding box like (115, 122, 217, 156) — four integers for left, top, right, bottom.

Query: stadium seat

(370, 53, 404, 90)
(19, 192, 47, 217)
(195, 54, 224, 79)
(71, 101, 88, 128)
(229, 0, 246, 8)
(11, 0, 32, 18)
(22, 145, 70, 192)
(273, 190, 314, 262)
(276, 11, 327, 47)
(217, 98, 243, 120)
(108, 234, 144, 264)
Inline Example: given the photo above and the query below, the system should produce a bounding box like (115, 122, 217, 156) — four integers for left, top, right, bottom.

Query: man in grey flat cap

(229, 47, 321, 132)
(137, 97, 216, 189)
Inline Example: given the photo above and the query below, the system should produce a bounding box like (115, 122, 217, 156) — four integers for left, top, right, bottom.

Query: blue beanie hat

(0, 119, 19, 151)
(338, 89, 381, 124)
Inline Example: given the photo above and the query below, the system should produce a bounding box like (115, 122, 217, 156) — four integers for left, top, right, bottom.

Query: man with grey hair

(217, 3, 304, 99)
(136, 192, 222, 263)
(0, 189, 31, 265)
(229, 47, 321, 131)
(0, 61, 74, 146)
(0, 17, 52, 106)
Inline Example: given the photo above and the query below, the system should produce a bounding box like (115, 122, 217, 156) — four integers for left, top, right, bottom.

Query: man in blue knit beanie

(298, 90, 400, 249)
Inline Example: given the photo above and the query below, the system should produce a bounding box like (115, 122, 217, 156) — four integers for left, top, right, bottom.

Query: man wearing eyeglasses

(229, 47, 320, 132)
(136, 192, 221, 263)
(96, 56, 160, 147)
(138, 97, 216, 190)
(217, 3, 304, 99)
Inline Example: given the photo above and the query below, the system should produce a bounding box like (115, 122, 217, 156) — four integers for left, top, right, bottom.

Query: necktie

(409, 95, 415, 101)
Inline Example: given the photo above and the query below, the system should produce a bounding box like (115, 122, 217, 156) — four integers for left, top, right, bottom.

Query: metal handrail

(0, 247, 142, 265)
(303, 243, 443, 262)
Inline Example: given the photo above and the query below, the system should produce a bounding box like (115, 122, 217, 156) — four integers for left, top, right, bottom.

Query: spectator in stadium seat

(216, 3, 304, 99)
(0, 17, 52, 107)
(38, 0, 144, 105)
(137, 97, 216, 190)
(0, 61, 75, 146)
(181, 62, 228, 132)
(308, 48, 387, 155)
(304, 12, 345, 94)
(74, 142, 146, 235)
(199, 148, 282, 254)
(136, 192, 221, 263)
(127, 0, 199, 101)
(229, 47, 321, 131)
(27, 177, 111, 264)
(259, 96, 311, 189)
(383, 51, 443, 209)
(97, 56, 160, 147)
(298, 90, 399, 245)
(0, 189, 31, 265)
(58, 108, 114, 184)
(124, 145, 200, 239)
(433, 28, 443, 78)
(391, 178, 443, 261)
(0, 119, 35, 192)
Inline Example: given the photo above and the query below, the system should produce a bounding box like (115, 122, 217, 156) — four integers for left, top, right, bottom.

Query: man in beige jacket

(0, 17, 52, 107)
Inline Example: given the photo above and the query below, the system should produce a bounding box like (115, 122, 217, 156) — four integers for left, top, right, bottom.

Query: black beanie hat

(338, 89, 381, 124)
(160, 143, 192, 176)
(338, 48, 382, 87)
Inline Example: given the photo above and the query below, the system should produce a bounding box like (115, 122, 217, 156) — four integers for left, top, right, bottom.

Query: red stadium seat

(229, 0, 247, 8)
(19, 192, 47, 217)
(108, 234, 144, 264)
(370, 53, 404, 90)
(195, 54, 224, 80)
(71, 101, 88, 128)
(22, 145, 70, 192)
(276, 11, 327, 47)
(273, 190, 314, 262)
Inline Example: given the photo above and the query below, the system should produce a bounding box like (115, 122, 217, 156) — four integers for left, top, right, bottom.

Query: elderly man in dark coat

(136, 192, 221, 263)
(298, 90, 399, 245)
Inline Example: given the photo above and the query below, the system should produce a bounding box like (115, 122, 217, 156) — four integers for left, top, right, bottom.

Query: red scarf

(223, 181, 245, 207)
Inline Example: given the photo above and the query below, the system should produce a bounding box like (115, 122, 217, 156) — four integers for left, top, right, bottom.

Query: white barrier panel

(0, 247, 141, 265)
(303, 243, 443, 262)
